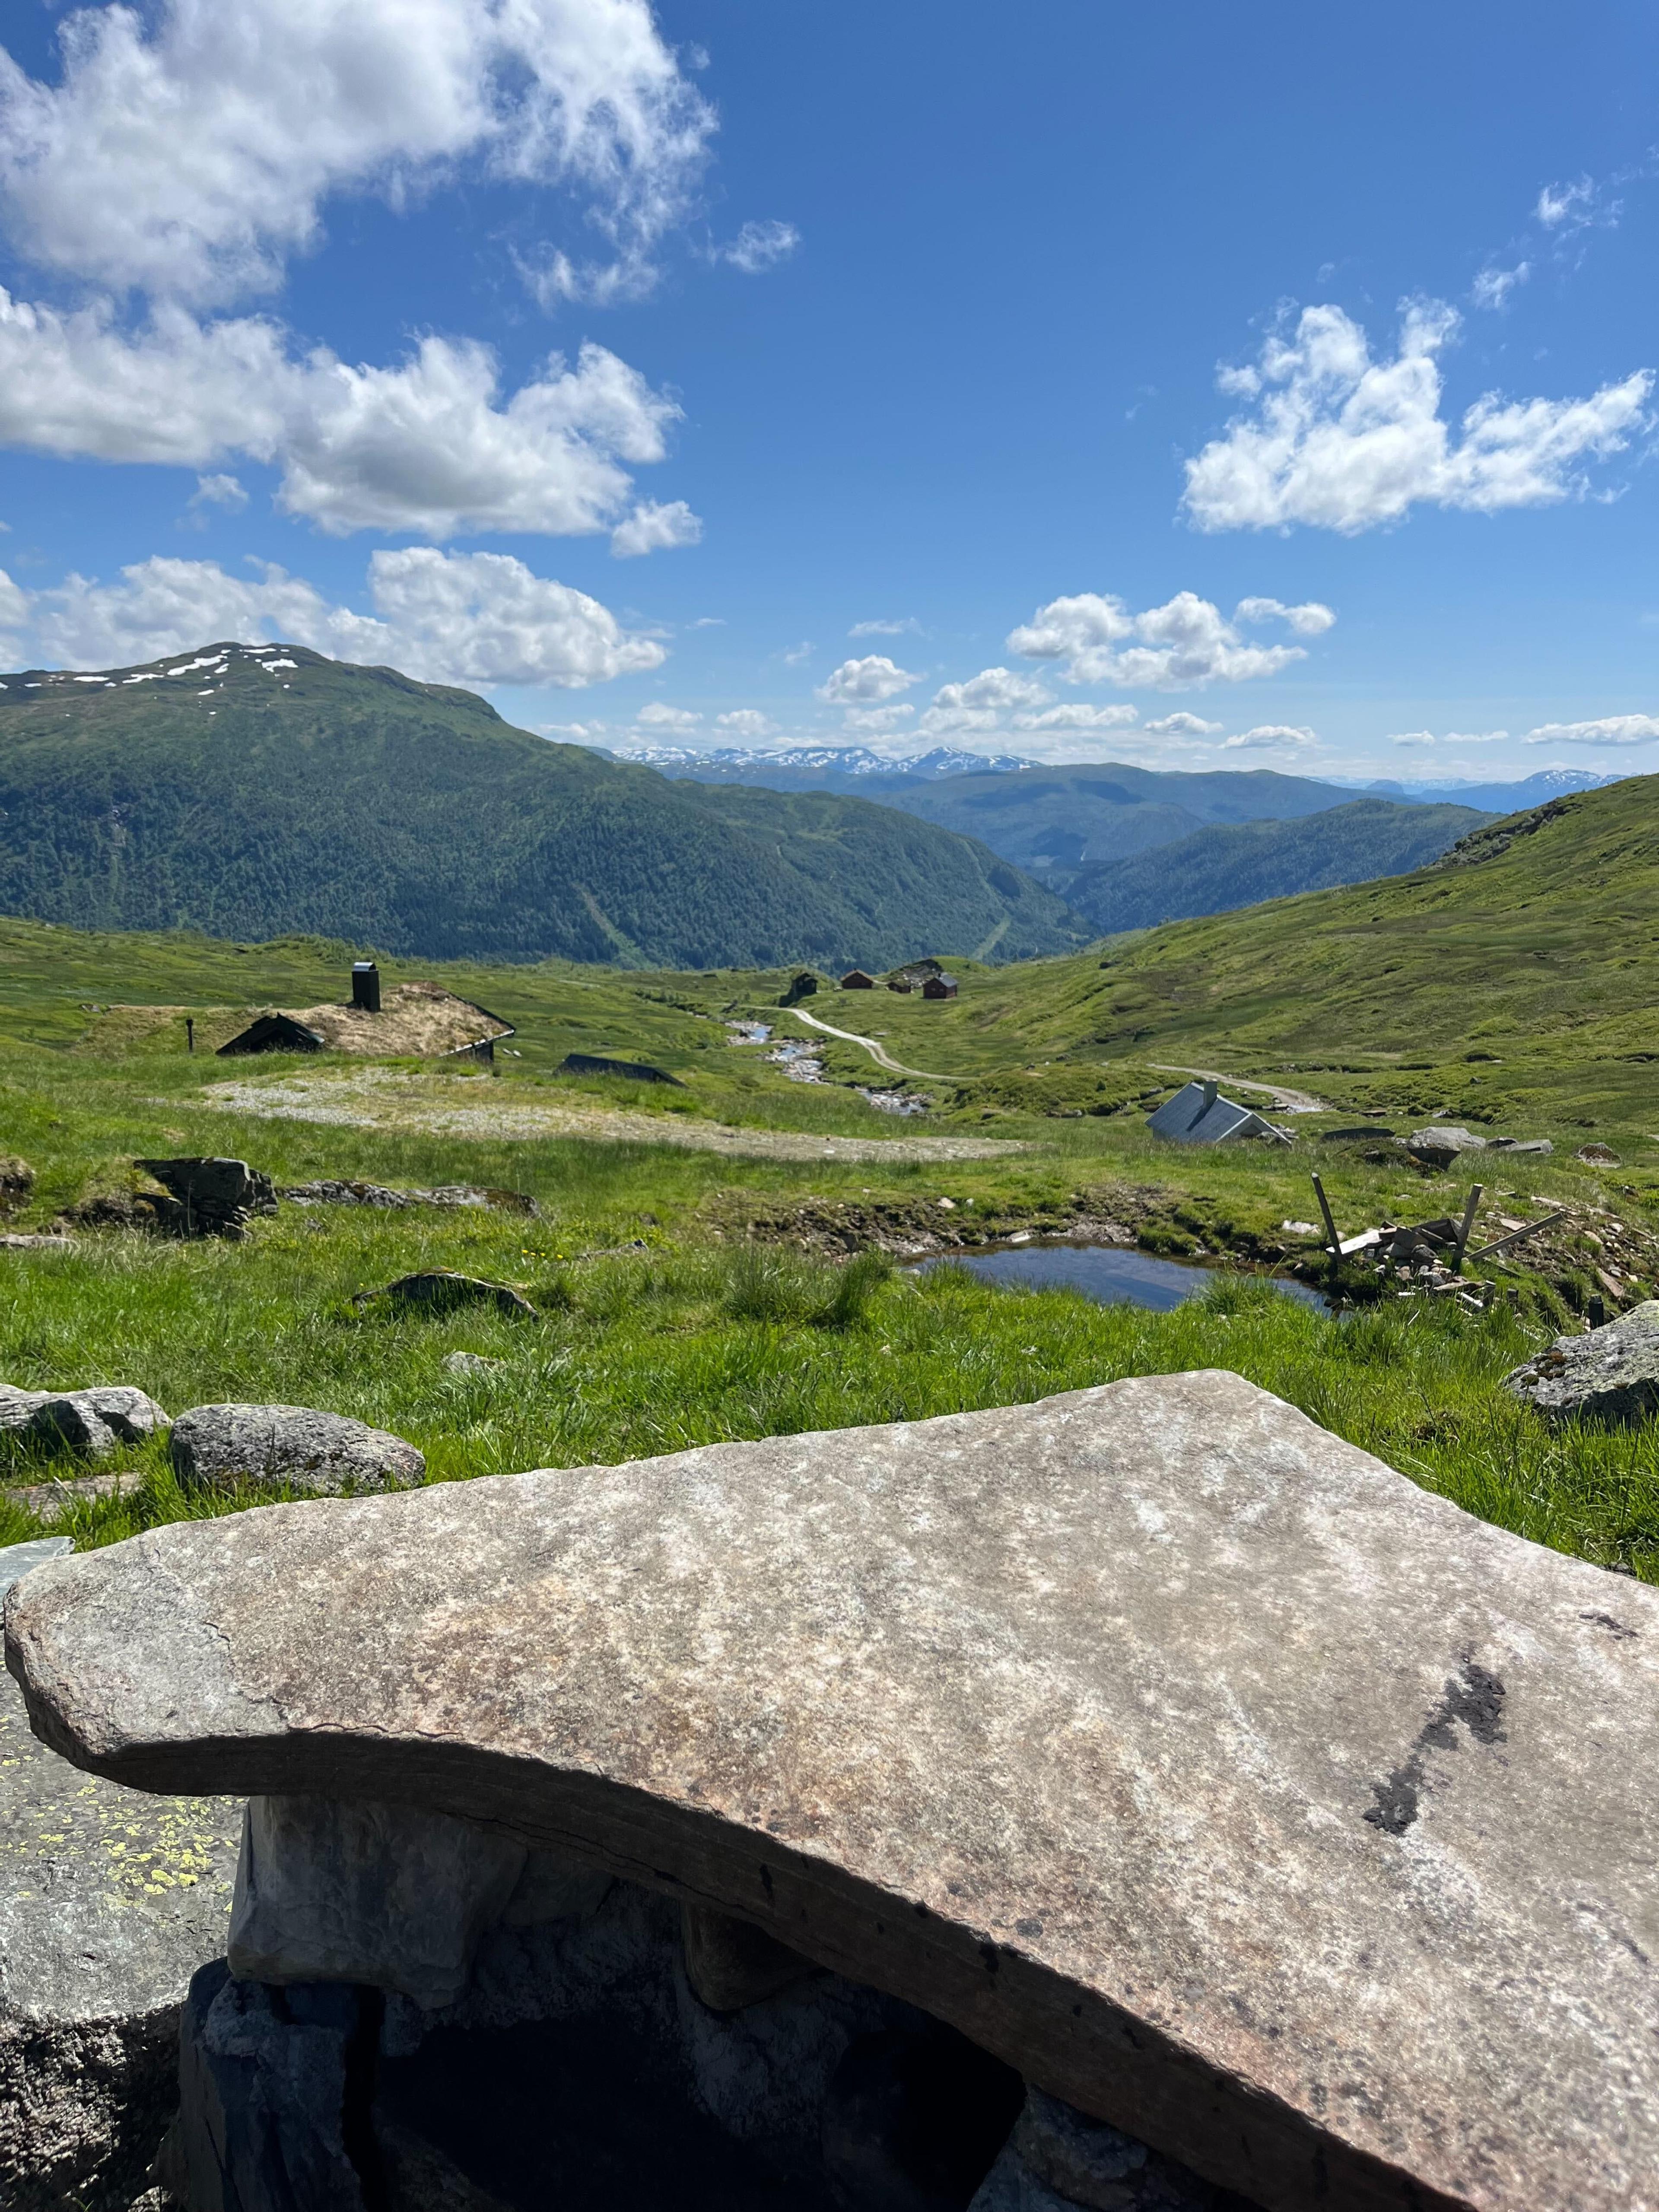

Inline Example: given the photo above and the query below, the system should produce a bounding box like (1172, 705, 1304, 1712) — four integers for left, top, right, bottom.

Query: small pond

(909, 1240, 1330, 1315)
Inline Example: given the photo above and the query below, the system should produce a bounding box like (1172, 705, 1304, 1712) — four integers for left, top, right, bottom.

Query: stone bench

(7, 1373, 1657, 2211)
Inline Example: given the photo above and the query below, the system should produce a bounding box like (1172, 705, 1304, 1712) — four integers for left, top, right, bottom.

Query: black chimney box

(351, 961, 381, 1013)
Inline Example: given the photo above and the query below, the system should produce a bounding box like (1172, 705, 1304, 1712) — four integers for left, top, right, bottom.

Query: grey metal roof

(1147, 1079, 1287, 1145)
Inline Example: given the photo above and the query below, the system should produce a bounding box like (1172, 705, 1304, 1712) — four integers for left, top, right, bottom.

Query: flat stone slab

(8, 1373, 1659, 2212)
(2, 1473, 144, 1530)
(1506, 1299, 1659, 1426)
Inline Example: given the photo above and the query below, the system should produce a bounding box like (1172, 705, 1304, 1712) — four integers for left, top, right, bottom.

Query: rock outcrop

(1505, 1299, 1659, 1426)
(0, 1541, 241, 2212)
(9, 1373, 1659, 2212)
(131, 1157, 278, 1239)
(356, 1271, 538, 1319)
(168, 1405, 425, 1496)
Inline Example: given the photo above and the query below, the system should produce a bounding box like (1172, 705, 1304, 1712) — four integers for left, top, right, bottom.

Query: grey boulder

(169, 1404, 424, 1495)
(2, 1473, 143, 1530)
(442, 1351, 503, 1377)
(1401, 1124, 1486, 1166)
(1012, 2086, 1215, 2208)
(1505, 1298, 1659, 1426)
(0, 1384, 168, 1458)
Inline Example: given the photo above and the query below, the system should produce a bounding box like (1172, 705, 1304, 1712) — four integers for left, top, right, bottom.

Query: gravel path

(1149, 1063, 1331, 1115)
(787, 1007, 951, 1081)
(198, 1071, 1028, 1163)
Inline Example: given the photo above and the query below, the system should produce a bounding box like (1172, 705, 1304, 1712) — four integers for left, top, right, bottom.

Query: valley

(4, 761, 1657, 1591)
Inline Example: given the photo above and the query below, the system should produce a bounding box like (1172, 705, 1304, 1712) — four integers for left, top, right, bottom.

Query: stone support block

(228, 1797, 527, 2011)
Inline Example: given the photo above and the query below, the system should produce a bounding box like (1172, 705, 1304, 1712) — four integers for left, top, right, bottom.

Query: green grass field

(2, 843, 1656, 1583)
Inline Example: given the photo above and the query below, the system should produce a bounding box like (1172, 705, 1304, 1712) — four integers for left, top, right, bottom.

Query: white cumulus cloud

(711, 219, 799, 274)
(188, 471, 248, 515)
(1144, 712, 1223, 736)
(1535, 178, 1601, 232)
(920, 666, 1051, 732)
(1019, 702, 1140, 733)
(0, 0, 714, 307)
(849, 616, 922, 637)
(1524, 715, 1659, 745)
(0, 2, 706, 543)
(816, 654, 921, 705)
(839, 705, 915, 732)
(714, 709, 775, 738)
(0, 294, 683, 540)
(8, 547, 664, 688)
(1471, 263, 1529, 311)
(1183, 300, 1652, 534)
(1007, 589, 1322, 689)
(610, 498, 702, 557)
(1389, 728, 1510, 747)
(1221, 724, 1318, 750)
(1233, 595, 1335, 635)
(635, 700, 702, 728)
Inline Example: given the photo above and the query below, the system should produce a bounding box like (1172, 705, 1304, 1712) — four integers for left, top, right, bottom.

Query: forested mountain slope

(1065, 798, 1486, 933)
(660, 756, 1449, 882)
(0, 645, 1078, 968)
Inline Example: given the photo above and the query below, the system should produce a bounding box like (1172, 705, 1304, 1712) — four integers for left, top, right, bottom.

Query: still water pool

(910, 1241, 1329, 1314)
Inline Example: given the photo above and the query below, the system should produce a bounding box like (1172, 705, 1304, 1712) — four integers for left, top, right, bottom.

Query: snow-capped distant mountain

(608, 743, 1035, 784)
(1357, 768, 1624, 813)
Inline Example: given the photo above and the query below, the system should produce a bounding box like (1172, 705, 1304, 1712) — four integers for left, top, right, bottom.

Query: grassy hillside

(766, 780, 1659, 1142)
(1065, 798, 1486, 932)
(1, 885, 1656, 1586)
(0, 643, 1077, 970)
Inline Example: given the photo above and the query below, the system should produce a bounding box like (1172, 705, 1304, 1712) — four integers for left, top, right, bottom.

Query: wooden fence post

(1452, 1183, 1483, 1276)
(1310, 1173, 1341, 1258)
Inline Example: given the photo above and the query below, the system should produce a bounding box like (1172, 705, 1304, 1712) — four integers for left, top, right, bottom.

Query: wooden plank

(1465, 1209, 1570, 1264)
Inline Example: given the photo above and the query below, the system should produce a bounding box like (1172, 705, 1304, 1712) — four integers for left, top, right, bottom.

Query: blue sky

(0, 0, 1655, 781)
